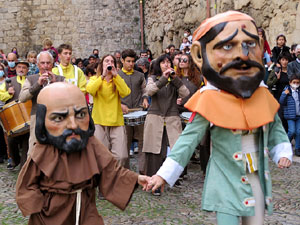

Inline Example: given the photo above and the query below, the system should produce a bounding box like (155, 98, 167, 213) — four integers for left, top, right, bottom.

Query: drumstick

(128, 108, 143, 112)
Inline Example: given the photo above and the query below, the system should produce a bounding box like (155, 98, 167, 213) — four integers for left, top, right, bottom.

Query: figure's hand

(121, 104, 129, 114)
(147, 175, 166, 193)
(110, 66, 118, 77)
(8, 87, 15, 95)
(142, 98, 149, 109)
(48, 71, 56, 83)
(275, 71, 281, 79)
(285, 89, 290, 95)
(38, 73, 50, 86)
(278, 157, 291, 169)
(162, 68, 174, 79)
(177, 98, 182, 105)
(138, 175, 151, 191)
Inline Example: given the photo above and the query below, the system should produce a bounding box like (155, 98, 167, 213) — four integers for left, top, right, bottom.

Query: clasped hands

(137, 174, 166, 193)
(138, 157, 292, 191)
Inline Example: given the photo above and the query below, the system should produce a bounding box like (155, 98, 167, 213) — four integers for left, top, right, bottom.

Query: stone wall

(0, 0, 141, 58)
(144, 0, 300, 57)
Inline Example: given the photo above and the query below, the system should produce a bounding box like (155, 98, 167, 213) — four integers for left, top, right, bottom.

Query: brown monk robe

(15, 82, 149, 225)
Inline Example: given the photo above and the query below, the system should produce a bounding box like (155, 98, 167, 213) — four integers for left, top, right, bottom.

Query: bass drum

(0, 100, 32, 137)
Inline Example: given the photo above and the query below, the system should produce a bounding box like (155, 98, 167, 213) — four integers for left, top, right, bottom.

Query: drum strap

(57, 65, 78, 86)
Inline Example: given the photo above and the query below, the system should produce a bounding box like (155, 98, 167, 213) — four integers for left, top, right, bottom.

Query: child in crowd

(27, 51, 39, 76)
(179, 37, 191, 52)
(271, 34, 291, 65)
(280, 74, 300, 156)
(42, 38, 59, 62)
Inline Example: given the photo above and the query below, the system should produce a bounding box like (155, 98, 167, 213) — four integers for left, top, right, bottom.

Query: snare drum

(123, 111, 147, 126)
(180, 112, 192, 124)
(0, 100, 32, 137)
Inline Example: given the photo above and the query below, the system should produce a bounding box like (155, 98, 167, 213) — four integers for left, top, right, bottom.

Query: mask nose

(67, 116, 78, 130)
(241, 42, 249, 57)
(234, 42, 249, 62)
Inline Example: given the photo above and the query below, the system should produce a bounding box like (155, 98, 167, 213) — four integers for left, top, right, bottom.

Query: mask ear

(191, 41, 203, 70)
(35, 104, 48, 144)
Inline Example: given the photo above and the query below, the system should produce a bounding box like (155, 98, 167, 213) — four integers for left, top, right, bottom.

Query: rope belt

(69, 189, 82, 225)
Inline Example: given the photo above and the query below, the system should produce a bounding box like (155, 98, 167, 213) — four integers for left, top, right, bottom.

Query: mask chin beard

(45, 128, 89, 154)
(202, 55, 265, 98)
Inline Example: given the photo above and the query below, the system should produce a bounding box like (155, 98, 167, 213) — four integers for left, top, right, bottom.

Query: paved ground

(0, 154, 299, 225)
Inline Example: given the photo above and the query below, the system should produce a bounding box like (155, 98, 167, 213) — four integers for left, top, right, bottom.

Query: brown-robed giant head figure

(35, 82, 95, 154)
(191, 11, 265, 98)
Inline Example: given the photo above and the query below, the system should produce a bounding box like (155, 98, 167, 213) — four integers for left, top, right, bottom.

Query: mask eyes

(247, 41, 256, 48)
(223, 44, 233, 50)
(51, 115, 66, 122)
(76, 111, 87, 119)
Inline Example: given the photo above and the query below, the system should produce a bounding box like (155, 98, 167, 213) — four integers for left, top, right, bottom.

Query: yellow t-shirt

(52, 63, 87, 93)
(86, 75, 131, 126)
(0, 76, 26, 102)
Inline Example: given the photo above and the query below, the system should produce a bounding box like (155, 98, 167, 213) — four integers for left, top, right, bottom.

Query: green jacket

(157, 113, 292, 216)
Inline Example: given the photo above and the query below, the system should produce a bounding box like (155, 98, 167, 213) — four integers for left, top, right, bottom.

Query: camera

(170, 71, 175, 76)
(107, 66, 112, 71)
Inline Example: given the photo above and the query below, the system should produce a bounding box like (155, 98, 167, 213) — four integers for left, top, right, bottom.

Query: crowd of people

(0, 9, 297, 224)
(0, 28, 299, 175)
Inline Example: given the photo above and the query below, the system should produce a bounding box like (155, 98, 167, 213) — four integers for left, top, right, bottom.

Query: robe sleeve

(15, 158, 44, 216)
(157, 113, 209, 186)
(94, 140, 138, 210)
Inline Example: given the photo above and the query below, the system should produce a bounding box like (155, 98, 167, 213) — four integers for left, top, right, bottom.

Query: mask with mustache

(201, 49, 265, 98)
(35, 104, 95, 154)
(45, 128, 90, 154)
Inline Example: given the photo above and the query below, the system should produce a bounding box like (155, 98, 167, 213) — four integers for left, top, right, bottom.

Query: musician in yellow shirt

(52, 44, 87, 93)
(0, 61, 30, 169)
(86, 54, 131, 166)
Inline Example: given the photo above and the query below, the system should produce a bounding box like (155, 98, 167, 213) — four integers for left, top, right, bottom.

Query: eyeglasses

(178, 58, 188, 63)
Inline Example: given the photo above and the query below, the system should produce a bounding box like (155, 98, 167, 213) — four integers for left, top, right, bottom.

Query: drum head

(180, 112, 192, 120)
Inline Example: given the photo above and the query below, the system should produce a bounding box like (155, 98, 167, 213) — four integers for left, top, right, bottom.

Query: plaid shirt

(7, 67, 16, 78)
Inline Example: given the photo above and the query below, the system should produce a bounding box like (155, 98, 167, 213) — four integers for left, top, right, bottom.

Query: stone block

(233, 0, 250, 9)
(251, 0, 266, 10)
(33, 0, 41, 5)
(32, 10, 43, 18)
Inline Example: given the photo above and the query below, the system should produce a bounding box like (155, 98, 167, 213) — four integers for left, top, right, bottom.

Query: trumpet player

(19, 51, 65, 155)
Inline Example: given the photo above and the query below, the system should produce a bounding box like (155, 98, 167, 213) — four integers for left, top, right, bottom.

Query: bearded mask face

(35, 103, 95, 154)
(192, 20, 265, 98)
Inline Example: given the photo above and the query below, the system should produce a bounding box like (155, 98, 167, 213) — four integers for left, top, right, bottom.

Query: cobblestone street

(0, 155, 299, 225)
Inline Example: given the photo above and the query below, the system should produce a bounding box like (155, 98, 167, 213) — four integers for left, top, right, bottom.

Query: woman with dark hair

(267, 53, 291, 131)
(271, 34, 291, 64)
(175, 54, 209, 176)
(146, 49, 153, 62)
(257, 28, 271, 55)
(11, 47, 19, 59)
(142, 54, 189, 195)
(86, 54, 131, 166)
(258, 28, 272, 82)
(176, 53, 202, 113)
(75, 58, 84, 70)
(267, 53, 291, 100)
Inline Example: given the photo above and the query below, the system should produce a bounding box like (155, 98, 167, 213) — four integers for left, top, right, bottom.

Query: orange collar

(184, 87, 279, 130)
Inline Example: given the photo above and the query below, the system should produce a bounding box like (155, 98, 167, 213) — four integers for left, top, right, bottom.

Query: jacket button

(241, 176, 249, 184)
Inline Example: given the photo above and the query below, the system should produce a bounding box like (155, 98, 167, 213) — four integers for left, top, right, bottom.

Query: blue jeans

(287, 117, 300, 149)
